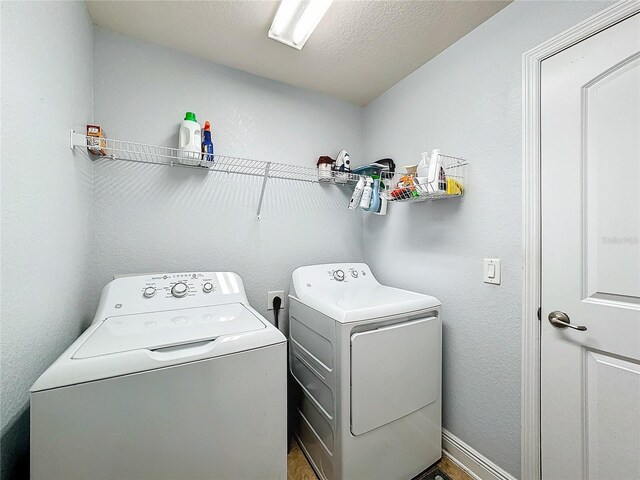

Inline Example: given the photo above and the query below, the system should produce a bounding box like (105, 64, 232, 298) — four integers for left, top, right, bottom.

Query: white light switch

(484, 258, 501, 285)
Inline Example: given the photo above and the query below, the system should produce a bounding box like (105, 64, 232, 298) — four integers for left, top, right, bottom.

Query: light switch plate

(484, 258, 501, 285)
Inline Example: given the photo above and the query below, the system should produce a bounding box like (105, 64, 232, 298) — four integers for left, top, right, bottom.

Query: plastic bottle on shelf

(366, 175, 381, 212)
(349, 177, 365, 210)
(201, 121, 214, 167)
(359, 177, 373, 209)
(374, 196, 388, 216)
(416, 150, 431, 178)
(178, 112, 201, 164)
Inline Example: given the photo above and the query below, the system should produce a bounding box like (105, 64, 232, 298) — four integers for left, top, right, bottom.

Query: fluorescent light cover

(270, 0, 298, 36)
(268, 0, 333, 50)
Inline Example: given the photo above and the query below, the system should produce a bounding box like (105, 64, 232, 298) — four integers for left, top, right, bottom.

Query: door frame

(521, 2, 640, 479)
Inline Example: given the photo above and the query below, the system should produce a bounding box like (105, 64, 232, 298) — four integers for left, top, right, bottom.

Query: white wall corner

(442, 429, 518, 480)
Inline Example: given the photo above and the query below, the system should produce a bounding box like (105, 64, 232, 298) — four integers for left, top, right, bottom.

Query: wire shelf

(70, 131, 468, 217)
(70, 131, 362, 185)
(379, 152, 467, 203)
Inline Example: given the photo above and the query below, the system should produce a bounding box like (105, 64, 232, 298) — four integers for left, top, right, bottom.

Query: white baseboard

(442, 429, 517, 480)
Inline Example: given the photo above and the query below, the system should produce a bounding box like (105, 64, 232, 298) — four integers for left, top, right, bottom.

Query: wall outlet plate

(484, 258, 501, 285)
(267, 291, 285, 310)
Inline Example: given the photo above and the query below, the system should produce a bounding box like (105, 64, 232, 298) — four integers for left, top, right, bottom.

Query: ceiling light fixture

(268, 0, 333, 50)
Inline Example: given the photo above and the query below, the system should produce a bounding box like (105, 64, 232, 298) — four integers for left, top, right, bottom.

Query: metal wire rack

(70, 130, 362, 219)
(379, 152, 467, 203)
(70, 131, 361, 183)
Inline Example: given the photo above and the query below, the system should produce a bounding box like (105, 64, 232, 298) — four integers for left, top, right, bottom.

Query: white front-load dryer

(30, 272, 287, 480)
(289, 263, 442, 480)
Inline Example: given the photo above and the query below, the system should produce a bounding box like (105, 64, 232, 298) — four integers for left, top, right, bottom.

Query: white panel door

(541, 13, 640, 480)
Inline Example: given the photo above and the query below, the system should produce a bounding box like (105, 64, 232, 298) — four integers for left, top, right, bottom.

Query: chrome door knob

(548, 311, 587, 331)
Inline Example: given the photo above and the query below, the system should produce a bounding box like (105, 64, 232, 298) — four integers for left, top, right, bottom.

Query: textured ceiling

(86, 0, 511, 106)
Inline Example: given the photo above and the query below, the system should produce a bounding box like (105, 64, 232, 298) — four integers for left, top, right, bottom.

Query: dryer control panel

(327, 265, 369, 282)
(292, 263, 378, 294)
(93, 272, 249, 322)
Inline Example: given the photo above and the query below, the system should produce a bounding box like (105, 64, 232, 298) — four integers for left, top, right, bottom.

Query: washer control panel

(92, 272, 249, 322)
(140, 272, 219, 300)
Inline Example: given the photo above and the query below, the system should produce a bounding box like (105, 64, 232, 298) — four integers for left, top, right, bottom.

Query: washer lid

(298, 285, 440, 323)
(73, 303, 265, 359)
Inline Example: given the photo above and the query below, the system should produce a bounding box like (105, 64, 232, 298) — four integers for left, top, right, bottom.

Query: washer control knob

(171, 282, 189, 298)
(333, 270, 345, 282)
(143, 287, 156, 298)
(203, 282, 214, 293)
(350, 270, 358, 278)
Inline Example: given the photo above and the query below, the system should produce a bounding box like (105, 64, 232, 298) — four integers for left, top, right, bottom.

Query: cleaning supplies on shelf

(86, 124, 107, 156)
(359, 177, 373, 209)
(446, 178, 464, 195)
(374, 158, 396, 173)
(178, 112, 201, 164)
(349, 174, 384, 213)
(365, 175, 381, 212)
(402, 165, 418, 175)
(201, 121, 214, 166)
(391, 174, 419, 199)
(352, 164, 384, 178)
(379, 150, 467, 202)
(426, 149, 446, 193)
(349, 177, 365, 210)
(416, 154, 427, 177)
(374, 195, 388, 215)
(317, 156, 335, 181)
(334, 149, 351, 184)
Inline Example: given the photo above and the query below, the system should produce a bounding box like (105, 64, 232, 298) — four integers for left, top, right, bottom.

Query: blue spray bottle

(201, 121, 214, 166)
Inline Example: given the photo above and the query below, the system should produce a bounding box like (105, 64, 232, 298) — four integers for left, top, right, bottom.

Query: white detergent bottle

(349, 177, 365, 210)
(359, 177, 373, 209)
(178, 112, 201, 164)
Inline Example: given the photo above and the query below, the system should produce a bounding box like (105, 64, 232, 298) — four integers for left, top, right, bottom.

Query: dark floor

(287, 441, 473, 480)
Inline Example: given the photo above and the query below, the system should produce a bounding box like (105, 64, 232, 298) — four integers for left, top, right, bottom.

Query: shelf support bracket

(70, 129, 78, 150)
(69, 130, 88, 151)
(256, 162, 271, 221)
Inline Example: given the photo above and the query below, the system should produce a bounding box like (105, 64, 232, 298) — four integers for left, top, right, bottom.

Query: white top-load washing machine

(31, 272, 287, 480)
(289, 263, 442, 480)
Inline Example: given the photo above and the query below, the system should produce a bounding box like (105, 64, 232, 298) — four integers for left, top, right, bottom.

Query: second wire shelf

(379, 153, 467, 203)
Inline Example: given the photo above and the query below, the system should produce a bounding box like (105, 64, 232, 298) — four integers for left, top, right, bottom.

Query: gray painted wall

(1, 1, 616, 478)
(0, 1, 95, 478)
(92, 28, 364, 322)
(362, 1, 611, 476)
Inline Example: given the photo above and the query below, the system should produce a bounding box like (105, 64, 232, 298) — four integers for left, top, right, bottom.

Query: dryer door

(350, 316, 440, 436)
